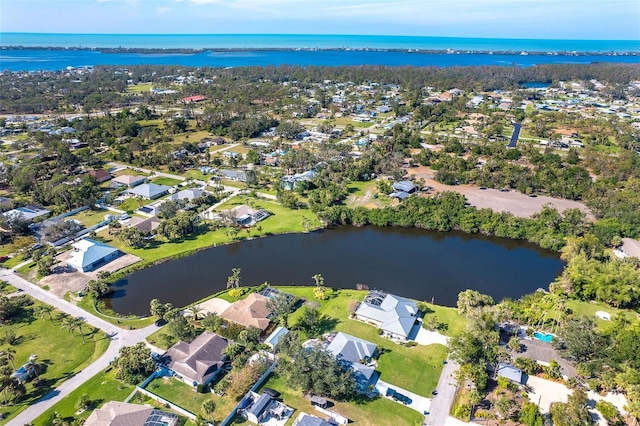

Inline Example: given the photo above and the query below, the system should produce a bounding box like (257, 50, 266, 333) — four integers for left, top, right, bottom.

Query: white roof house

(67, 238, 120, 272)
(125, 183, 171, 200)
(326, 332, 377, 364)
(354, 290, 419, 340)
(167, 188, 205, 202)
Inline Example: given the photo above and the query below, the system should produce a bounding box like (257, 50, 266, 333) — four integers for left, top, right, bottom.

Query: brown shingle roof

(83, 401, 153, 426)
(220, 293, 271, 331)
(165, 331, 229, 385)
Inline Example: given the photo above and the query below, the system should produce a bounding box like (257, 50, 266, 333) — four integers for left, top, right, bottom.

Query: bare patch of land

(40, 252, 141, 297)
(408, 166, 593, 219)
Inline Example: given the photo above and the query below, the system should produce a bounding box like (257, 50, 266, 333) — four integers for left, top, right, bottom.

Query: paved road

(0, 270, 160, 426)
(425, 359, 459, 426)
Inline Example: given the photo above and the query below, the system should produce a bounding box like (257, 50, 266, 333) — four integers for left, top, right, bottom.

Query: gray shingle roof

(355, 291, 418, 339)
(326, 332, 377, 364)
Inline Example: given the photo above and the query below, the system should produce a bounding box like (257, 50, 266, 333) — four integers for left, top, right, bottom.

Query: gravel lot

(409, 166, 593, 219)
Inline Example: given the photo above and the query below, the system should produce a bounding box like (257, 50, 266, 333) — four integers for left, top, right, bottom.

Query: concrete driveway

(375, 379, 431, 415)
(425, 359, 459, 426)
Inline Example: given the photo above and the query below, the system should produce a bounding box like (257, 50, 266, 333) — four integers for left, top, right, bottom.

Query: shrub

(228, 288, 243, 298)
(196, 384, 207, 393)
(453, 403, 471, 421)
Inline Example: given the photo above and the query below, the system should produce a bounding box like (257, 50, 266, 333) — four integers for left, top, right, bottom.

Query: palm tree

(35, 305, 55, 322)
(25, 355, 41, 382)
(201, 399, 216, 421)
(227, 267, 241, 289)
(73, 318, 87, 343)
(312, 274, 324, 287)
(0, 349, 16, 370)
(187, 305, 203, 322)
(61, 316, 78, 336)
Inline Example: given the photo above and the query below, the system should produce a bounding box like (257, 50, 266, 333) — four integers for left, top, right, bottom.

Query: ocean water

(2, 33, 639, 51)
(1, 34, 638, 71)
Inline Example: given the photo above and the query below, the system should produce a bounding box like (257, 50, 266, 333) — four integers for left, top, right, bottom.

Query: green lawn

(0, 300, 110, 423)
(145, 377, 238, 424)
(70, 209, 110, 227)
(2, 254, 28, 269)
(0, 280, 17, 295)
(419, 302, 467, 337)
(32, 368, 135, 426)
(261, 374, 424, 426)
(152, 177, 182, 187)
(281, 287, 448, 396)
(98, 197, 320, 265)
(126, 82, 153, 94)
(117, 197, 152, 212)
(77, 296, 155, 329)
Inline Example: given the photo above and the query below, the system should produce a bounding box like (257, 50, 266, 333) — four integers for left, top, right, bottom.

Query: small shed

(310, 396, 328, 409)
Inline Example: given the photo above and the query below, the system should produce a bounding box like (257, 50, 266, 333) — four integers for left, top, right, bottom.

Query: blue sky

(1, 0, 639, 40)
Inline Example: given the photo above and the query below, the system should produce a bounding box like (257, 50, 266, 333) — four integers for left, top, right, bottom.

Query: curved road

(0, 270, 161, 426)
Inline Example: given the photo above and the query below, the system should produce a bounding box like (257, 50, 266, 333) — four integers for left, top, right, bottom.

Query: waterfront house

(127, 216, 161, 233)
(67, 238, 120, 272)
(84, 401, 178, 426)
(165, 331, 229, 386)
(220, 293, 272, 331)
(354, 290, 419, 341)
(125, 183, 171, 200)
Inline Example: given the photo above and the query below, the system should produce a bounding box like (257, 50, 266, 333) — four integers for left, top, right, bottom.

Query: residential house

(67, 238, 121, 272)
(220, 293, 272, 331)
(165, 331, 230, 386)
(127, 216, 161, 233)
(497, 362, 523, 385)
(242, 391, 291, 425)
(3, 205, 50, 222)
(88, 169, 112, 183)
(125, 183, 171, 200)
(222, 205, 270, 227)
(326, 332, 379, 392)
(182, 95, 207, 103)
(167, 188, 205, 204)
(111, 174, 146, 188)
(137, 204, 160, 216)
(83, 401, 178, 426)
(217, 169, 246, 182)
(392, 181, 417, 194)
(354, 290, 419, 341)
(280, 170, 318, 191)
(292, 413, 333, 426)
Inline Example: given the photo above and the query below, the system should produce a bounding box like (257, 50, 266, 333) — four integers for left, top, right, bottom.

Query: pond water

(106, 226, 564, 316)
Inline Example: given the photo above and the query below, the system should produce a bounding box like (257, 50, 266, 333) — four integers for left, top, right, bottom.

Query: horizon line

(1, 32, 638, 43)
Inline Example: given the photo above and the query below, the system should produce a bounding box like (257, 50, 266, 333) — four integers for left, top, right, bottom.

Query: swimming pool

(533, 331, 554, 343)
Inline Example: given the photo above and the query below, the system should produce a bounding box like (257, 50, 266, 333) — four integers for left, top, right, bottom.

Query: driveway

(425, 359, 459, 426)
(375, 379, 431, 415)
(0, 269, 161, 426)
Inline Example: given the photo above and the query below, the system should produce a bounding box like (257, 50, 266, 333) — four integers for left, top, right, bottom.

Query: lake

(107, 226, 564, 316)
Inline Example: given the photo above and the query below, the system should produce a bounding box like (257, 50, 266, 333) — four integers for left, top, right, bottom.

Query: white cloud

(157, 6, 171, 14)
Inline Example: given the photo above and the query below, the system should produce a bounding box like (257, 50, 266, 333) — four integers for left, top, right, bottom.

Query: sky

(1, 0, 639, 40)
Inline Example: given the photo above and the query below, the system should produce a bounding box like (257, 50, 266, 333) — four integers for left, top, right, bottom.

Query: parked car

(0, 256, 9, 263)
(154, 318, 167, 327)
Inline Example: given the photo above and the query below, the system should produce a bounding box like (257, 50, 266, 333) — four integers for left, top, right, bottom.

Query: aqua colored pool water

(533, 332, 553, 342)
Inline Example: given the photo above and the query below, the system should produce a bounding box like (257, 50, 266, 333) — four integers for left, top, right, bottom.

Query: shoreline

(2, 45, 639, 56)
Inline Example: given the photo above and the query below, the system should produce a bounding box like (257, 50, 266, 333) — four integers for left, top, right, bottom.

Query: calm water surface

(107, 226, 564, 316)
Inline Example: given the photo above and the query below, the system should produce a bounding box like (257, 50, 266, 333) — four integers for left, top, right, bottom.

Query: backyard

(151, 177, 182, 187)
(0, 299, 110, 423)
(259, 374, 424, 426)
(146, 376, 238, 424)
(281, 287, 452, 396)
(33, 368, 135, 426)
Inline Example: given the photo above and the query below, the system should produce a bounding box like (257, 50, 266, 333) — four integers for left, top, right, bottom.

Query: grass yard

(2, 254, 29, 269)
(281, 287, 448, 396)
(126, 82, 153, 94)
(145, 377, 238, 424)
(98, 197, 320, 265)
(117, 197, 153, 212)
(70, 209, 109, 227)
(419, 302, 467, 337)
(185, 169, 210, 182)
(32, 368, 135, 426)
(0, 300, 110, 423)
(77, 296, 155, 329)
(260, 374, 424, 426)
(171, 130, 212, 145)
(151, 177, 182, 187)
(0, 280, 17, 294)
